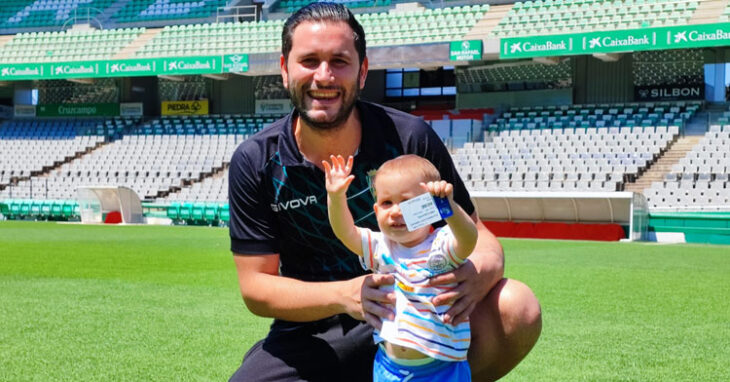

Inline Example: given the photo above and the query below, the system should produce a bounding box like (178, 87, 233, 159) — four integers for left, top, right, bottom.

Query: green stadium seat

(7, 200, 20, 219)
(50, 201, 63, 219)
(166, 203, 181, 221)
(40, 200, 53, 219)
(220, 204, 230, 224)
(16, 200, 29, 218)
(0, 199, 10, 218)
(192, 203, 206, 224)
(203, 203, 219, 225)
(29, 200, 42, 218)
(179, 203, 193, 222)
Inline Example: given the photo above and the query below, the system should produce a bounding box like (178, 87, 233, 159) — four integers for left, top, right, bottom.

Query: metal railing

(63, 7, 105, 30)
(217, 5, 258, 23)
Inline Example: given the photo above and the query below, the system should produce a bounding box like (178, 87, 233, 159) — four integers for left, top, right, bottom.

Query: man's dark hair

(282, 2, 367, 65)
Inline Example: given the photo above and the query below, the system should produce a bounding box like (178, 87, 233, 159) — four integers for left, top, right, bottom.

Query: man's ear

(373, 202, 379, 214)
(280, 55, 289, 89)
(359, 56, 369, 90)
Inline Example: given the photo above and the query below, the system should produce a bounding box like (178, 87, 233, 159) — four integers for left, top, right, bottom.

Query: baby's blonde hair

(372, 155, 440, 194)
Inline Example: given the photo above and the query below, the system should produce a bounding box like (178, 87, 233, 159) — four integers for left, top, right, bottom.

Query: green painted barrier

(649, 212, 730, 245)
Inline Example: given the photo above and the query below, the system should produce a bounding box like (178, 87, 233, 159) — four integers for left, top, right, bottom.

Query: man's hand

(428, 253, 500, 325)
(358, 273, 395, 330)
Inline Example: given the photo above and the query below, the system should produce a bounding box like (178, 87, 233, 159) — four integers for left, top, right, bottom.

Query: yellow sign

(161, 100, 208, 115)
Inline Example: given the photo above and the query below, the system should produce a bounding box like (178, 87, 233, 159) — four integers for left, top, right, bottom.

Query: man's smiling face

(281, 20, 368, 131)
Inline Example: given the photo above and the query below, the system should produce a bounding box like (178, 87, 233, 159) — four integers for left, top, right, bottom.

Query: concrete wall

(573, 54, 634, 104)
(209, 75, 255, 115)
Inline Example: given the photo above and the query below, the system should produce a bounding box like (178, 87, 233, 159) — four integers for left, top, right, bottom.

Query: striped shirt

(360, 226, 471, 362)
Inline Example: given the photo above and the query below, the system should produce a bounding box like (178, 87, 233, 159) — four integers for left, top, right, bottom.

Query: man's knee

(468, 278, 542, 381)
(496, 279, 542, 338)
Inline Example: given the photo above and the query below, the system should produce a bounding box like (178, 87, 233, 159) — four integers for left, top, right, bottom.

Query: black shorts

(229, 314, 377, 382)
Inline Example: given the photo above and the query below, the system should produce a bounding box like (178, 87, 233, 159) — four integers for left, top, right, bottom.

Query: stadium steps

(112, 28, 163, 59)
(157, 163, 228, 200)
(6, 139, 111, 190)
(463, 4, 511, 41)
(688, 0, 728, 24)
(0, 35, 13, 49)
(97, 0, 135, 27)
(624, 135, 702, 194)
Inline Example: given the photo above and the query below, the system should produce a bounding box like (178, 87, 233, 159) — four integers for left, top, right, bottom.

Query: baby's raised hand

(322, 155, 355, 196)
(421, 180, 454, 202)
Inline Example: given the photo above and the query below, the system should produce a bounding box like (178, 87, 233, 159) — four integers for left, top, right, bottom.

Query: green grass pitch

(1, 221, 728, 381)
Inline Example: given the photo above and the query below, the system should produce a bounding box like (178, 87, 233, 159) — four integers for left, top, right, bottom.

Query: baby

(323, 154, 477, 381)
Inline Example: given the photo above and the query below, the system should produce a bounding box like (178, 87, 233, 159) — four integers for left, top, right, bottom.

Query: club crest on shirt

(427, 253, 449, 273)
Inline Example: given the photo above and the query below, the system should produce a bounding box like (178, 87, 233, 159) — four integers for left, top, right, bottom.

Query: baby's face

(372, 170, 431, 247)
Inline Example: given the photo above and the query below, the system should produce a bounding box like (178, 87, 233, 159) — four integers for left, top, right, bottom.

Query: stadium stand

(0, 27, 144, 62)
(358, 4, 489, 46)
(453, 122, 679, 193)
(254, 75, 288, 100)
(163, 173, 227, 203)
(111, 0, 229, 25)
(491, 0, 700, 38)
(0, 0, 116, 31)
(633, 50, 704, 87)
(489, 101, 700, 130)
(159, 76, 208, 101)
(38, 78, 119, 103)
(1, 114, 279, 205)
(645, 124, 730, 211)
(134, 19, 283, 57)
(0, 118, 109, 187)
(456, 60, 573, 93)
(273, 0, 386, 14)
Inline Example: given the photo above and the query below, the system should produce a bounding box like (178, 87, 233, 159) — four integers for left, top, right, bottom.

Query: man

(228, 3, 541, 381)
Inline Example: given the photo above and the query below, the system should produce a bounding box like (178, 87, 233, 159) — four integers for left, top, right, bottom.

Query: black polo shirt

(228, 101, 473, 282)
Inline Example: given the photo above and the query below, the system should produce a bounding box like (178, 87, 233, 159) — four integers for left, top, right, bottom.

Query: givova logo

(270, 195, 318, 212)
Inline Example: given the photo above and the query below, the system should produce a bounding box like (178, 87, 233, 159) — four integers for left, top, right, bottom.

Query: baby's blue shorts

(373, 346, 471, 382)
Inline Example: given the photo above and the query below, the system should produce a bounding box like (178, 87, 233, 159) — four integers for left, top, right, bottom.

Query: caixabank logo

(673, 29, 730, 44)
(0, 65, 41, 78)
(108, 61, 155, 75)
(51, 63, 97, 77)
(165, 58, 215, 73)
(586, 35, 650, 49)
(502, 37, 572, 58)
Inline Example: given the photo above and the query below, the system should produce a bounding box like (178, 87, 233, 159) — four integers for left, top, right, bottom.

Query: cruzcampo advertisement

(37, 103, 120, 117)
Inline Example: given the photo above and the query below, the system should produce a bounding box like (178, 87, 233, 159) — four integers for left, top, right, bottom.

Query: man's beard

(288, 76, 360, 131)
